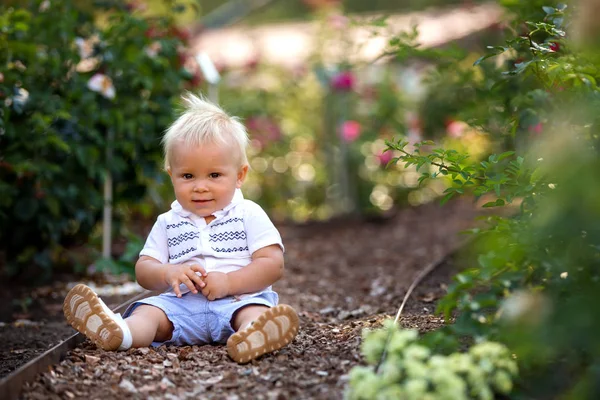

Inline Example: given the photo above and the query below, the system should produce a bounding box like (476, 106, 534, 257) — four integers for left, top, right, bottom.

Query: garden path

(11, 198, 478, 399)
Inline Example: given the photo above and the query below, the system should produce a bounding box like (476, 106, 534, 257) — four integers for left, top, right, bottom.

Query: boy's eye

(209, 172, 221, 178)
(182, 173, 193, 179)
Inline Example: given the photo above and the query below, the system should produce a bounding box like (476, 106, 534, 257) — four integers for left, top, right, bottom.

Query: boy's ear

(236, 164, 249, 188)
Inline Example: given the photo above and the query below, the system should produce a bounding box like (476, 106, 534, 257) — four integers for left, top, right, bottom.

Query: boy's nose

(193, 181, 208, 192)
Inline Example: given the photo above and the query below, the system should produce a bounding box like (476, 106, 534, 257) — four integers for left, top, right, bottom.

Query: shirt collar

(170, 189, 245, 219)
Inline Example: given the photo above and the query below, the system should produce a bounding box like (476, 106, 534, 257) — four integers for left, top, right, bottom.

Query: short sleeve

(243, 201, 284, 255)
(139, 216, 169, 263)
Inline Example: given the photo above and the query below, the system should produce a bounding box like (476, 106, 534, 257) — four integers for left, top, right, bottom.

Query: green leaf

(440, 192, 455, 205)
(497, 151, 515, 162)
(542, 6, 555, 15)
(482, 199, 506, 208)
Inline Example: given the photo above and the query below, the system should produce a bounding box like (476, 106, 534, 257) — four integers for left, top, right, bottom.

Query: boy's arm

(228, 244, 284, 295)
(200, 244, 284, 300)
(135, 256, 170, 291)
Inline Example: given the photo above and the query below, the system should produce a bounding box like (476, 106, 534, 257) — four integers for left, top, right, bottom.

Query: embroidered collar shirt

(140, 189, 283, 297)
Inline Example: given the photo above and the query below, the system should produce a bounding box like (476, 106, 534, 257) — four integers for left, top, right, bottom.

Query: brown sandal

(227, 304, 299, 363)
(63, 284, 124, 351)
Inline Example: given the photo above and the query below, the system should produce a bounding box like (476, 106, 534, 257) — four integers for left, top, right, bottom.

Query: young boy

(63, 94, 299, 364)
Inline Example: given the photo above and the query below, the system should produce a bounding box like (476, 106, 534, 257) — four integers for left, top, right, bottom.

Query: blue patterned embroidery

(212, 246, 249, 253)
(168, 231, 200, 247)
(166, 221, 195, 229)
(209, 231, 247, 242)
(170, 247, 198, 260)
(211, 217, 244, 228)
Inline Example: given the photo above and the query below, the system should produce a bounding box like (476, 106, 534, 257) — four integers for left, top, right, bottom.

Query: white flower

(498, 290, 550, 325)
(39, 0, 50, 11)
(13, 88, 30, 107)
(404, 344, 431, 361)
(75, 37, 94, 59)
(428, 355, 449, 369)
(492, 370, 513, 394)
(388, 328, 418, 352)
(447, 353, 473, 373)
(87, 73, 116, 99)
(404, 379, 429, 400)
(144, 41, 162, 58)
(404, 359, 428, 379)
(429, 368, 467, 400)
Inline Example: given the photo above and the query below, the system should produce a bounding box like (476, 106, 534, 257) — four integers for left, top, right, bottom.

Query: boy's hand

(164, 263, 207, 298)
(201, 272, 230, 301)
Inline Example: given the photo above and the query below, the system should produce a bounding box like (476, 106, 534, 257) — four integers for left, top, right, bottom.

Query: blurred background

(1, 0, 504, 281)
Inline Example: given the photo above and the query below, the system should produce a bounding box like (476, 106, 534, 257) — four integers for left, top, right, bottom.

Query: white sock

(98, 296, 133, 350)
(113, 313, 133, 350)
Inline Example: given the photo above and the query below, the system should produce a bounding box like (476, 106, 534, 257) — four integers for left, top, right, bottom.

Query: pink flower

(378, 150, 393, 166)
(246, 116, 282, 145)
(328, 13, 349, 30)
(446, 120, 468, 138)
(339, 120, 361, 142)
(303, 0, 341, 9)
(529, 122, 543, 135)
(330, 71, 354, 91)
(549, 42, 560, 52)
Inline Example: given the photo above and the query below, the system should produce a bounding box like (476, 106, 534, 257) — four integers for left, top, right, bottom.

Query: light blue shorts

(123, 291, 278, 346)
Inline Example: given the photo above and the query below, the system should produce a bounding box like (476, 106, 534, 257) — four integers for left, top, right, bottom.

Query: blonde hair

(162, 93, 249, 170)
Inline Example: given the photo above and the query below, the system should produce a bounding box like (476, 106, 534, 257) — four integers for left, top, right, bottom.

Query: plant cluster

(348, 321, 518, 400)
(0, 0, 198, 279)
(349, 0, 600, 398)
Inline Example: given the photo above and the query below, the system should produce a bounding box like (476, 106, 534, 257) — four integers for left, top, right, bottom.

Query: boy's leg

(63, 284, 171, 350)
(231, 304, 269, 331)
(227, 304, 299, 364)
(126, 304, 174, 347)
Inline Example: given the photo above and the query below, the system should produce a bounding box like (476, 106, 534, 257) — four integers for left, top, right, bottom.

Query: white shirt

(140, 189, 283, 297)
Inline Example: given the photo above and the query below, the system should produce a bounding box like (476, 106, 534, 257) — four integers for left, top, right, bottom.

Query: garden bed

(2, 198, 479, 399)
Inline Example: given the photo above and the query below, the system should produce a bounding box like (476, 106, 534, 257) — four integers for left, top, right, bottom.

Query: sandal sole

(227, 304, 299, 364)
(63, 284, 123, 351)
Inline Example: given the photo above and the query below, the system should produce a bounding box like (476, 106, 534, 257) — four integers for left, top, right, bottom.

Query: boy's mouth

(192, 199, 212, 203)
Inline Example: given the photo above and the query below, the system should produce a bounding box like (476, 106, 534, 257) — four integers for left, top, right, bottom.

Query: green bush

(0, 0, 196, 280)
(348, 0, 600, 398)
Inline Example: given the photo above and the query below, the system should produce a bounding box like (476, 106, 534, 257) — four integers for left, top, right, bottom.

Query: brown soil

(1, 198, 479, 399)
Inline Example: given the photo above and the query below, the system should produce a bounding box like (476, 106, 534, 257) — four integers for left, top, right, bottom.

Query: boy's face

(167, 141, 248, 220)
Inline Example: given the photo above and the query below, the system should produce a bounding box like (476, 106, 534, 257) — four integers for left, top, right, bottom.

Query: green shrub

(0, 0, 196, 279)
(349, 1, 600, 398)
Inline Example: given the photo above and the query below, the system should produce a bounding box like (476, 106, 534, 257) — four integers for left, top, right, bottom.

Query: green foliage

(346, 320, 518, 400)
(93, 232, 144, 276)
(350, 0, 600, 398)
(0, 0, 196, 279)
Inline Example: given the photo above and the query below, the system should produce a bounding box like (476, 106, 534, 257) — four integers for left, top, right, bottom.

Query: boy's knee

(131, 304, 174, 341)
(231, 304, 269, 331)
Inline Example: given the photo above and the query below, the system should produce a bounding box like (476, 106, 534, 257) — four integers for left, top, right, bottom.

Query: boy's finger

(192, 264, 207, 276)
(172, 283, 181, 298)
(189, 272, 205, 288)
(182, 277, 197, 294)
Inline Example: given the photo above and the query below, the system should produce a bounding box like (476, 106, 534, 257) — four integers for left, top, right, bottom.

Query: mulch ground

(1, 198, 479, 399)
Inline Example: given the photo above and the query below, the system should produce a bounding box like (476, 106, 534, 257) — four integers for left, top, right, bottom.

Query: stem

(369, 50, 396, 65)
(102, 128, 114, 260)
